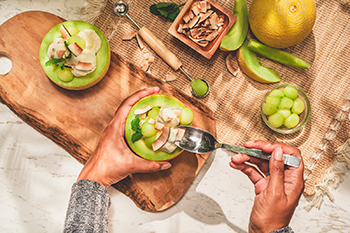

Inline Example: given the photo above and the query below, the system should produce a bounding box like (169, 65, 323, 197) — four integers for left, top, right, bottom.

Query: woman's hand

(77, 87, 171, 188)
(230, 140, 304, 233)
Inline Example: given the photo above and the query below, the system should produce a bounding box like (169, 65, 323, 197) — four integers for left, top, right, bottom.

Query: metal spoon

(113, 1, 209, 98)
(174, 126, 301, 168)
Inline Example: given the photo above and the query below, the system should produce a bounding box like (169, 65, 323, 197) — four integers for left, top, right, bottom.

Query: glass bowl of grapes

(261, 84, 311, 134)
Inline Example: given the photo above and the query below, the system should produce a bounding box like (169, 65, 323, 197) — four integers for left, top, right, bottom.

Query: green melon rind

(39, 21, 110, 90)
(125, 94, 185, 161)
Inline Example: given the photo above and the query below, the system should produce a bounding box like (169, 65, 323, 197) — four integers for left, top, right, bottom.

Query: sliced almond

(122, 31, 136, 40)
(226, 53, 238, 77)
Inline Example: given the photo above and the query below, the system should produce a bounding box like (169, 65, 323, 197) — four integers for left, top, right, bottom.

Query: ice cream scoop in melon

(39, 21, 110, 90)
(125, 94, 193, 161)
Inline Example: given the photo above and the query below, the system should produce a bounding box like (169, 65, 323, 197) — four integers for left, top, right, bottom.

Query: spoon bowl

(174, 126, 301, 167)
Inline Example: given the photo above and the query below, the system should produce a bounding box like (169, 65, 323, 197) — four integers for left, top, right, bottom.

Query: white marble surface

(0, 1, 350, 232)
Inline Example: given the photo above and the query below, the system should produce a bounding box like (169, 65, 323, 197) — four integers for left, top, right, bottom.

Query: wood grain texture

(0, 11, 216, 211)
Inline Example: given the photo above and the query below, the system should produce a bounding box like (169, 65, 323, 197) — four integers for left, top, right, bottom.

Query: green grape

(144, 135, 157, 150)
(65, 25, 80, 36)
(292, 98, 305, 114)
(284, 113, 299, 128)
(141, 122, 158, 137)
(282, 85, 298, 100)
(67, 35, 86, 49)
(268, 113, 284, 128)
(277, 109, 291, 119)
(57, 67, 74, 82)
(190, 79, 208, 97)
(266, 96, 281, 107)
(148, 107, 160, 119)
(262, 103, 277, 116)
(268, 89, 284, 98)
(278, 97, 294, 109)
(180, 107, 194, 125)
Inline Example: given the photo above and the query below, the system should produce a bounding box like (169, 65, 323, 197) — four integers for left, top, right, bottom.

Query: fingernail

(245, 141, 255, 146)
(161, 163, 172, 170)
(275, 147, 283, 161)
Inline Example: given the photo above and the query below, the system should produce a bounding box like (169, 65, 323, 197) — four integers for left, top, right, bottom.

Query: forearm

(64, 180, 110, 233)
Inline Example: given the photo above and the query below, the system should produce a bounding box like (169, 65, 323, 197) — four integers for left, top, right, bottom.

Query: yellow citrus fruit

(249, 0, 316, 48)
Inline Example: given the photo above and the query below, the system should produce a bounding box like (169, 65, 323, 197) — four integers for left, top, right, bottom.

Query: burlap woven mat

(83, 0, 350, 210)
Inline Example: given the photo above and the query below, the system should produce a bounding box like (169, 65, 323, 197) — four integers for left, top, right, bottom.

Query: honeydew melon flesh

(237, 39, 281, 83)
(39, 21, 110, 90)
(125, 94, 191, 161)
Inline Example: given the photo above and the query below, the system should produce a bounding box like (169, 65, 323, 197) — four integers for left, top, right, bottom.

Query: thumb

(267, 147, 285, 194)
(131, 157, 172, 173)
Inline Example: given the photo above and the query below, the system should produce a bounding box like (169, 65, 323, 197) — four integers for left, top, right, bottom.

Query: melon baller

(113, 1, 209, 98)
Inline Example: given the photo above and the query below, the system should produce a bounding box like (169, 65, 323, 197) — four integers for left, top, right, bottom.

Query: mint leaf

(131, 115, 143, 143)
(150, 2, 184, 22)
(150, 4, 160, 15)
(45, 58, 64, 66)
(167, 8, 180, 22)
(131, 132, 143, 143)
(156, 2, 174, 8)
(57, 61, 65, 70)
(131, 115, 141, 132)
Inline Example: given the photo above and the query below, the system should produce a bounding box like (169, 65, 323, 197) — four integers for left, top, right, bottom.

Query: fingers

(111, 87, 160, 135)
(130, 156, 172, 173)
(266, 147, 285, 194)
(230, 154, 265, 185)
(244, 140, 271, 149)
(117, 87, 160, 119)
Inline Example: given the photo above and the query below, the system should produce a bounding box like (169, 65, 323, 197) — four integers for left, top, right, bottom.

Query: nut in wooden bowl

(168, 0, 236, 59)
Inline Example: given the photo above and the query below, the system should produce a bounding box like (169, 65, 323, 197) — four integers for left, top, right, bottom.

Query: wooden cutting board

(0, 11, 216, 211)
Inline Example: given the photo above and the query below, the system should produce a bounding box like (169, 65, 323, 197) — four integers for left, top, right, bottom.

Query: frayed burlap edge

(304, 99, 350, 211)
(81, 0, 108, 23)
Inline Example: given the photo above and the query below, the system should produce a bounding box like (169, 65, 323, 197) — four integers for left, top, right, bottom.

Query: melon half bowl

(39, 21, 110, 90)
(125, 94, 190, 161)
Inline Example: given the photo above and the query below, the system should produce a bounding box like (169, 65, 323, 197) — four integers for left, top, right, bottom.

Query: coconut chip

(164, 73, 177, 82)
(226, 53, 238, 77)
(136, 33, 145, 50)
(178, 0, 224, 47)
(122, 31, 136, 40)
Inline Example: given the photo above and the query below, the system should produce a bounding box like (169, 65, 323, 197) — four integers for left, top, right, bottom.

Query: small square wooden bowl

(168, 0, 236, 59)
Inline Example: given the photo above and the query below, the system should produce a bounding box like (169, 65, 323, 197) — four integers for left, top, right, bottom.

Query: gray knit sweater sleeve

(64, 180, 110, 233)
(271, 226, 294, 233)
